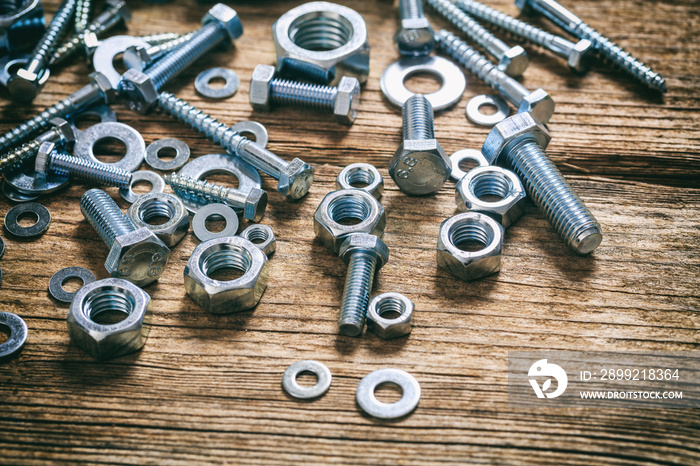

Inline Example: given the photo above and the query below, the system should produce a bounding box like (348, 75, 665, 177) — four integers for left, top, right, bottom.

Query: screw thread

(48, 152, 132, 187)
(74, 0, 91, 32)
(427, 0, 499, 53)
(139, 32, 182, 45)
(28, 0, 77, 67)
(402, 94, 435, 140)
(145, 30, 196, 62)
(339, 251, 379, 336)
(80, 189, 136, 248)
(163, 173, 232, 204)
(0, 138, 44, 174)
(436, 29, 501, 86)
(269, 78, 337, 110)
(400, 0, 425, 20)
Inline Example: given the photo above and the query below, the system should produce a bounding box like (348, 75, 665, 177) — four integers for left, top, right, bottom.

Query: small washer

(465, 94, 511, 126)
(119, 170, 165, 204)
(0, 312, 27, 361)
(356, 368, 421, 420)
(230, 121, 268, 149)
(449, 149, 490, 182)
(282, 360, 332, 400)
(48, 267, 96, 304)
(4, 165, 69, 195)
(195, 67, 240, 99)
(145, 138, 191, 171)
(0, 236, 5, 259)
(380, 56, 466, 111)
(4, 202, 50, 239)
(192, 204, 239, 242)
(2, 182, 39, 202)
(74, 121, 145, 173)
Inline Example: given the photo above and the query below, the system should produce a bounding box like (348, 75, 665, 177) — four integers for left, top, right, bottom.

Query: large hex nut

(127, 192, 190, 247)
(455, 166, 527, 228)
(436, 212, 505, 281)
(184, 236, 269, 314)
(313, 189, 386, 254)
(481, 112, 551, 166)
(67, 278, 151, 359)
(272, 2, 370, 85)
(367, 292, 414, 339)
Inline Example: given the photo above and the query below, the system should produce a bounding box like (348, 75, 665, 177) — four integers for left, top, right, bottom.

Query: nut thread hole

(202, 245, 252, 281)
(83, 288, 135, 325)
(470, 171, 511, 203)
(140, 199, 175, 226)
(449, 220, 494, 252)
(328, 193, 372, 226)
(289, 13, 353, 51)
(376, 297, 405, 320)
(243, 226, 270, 244)
(346, 168, 375, 188)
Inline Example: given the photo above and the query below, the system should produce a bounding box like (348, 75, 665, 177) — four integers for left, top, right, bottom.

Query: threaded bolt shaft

(339, 251, 380, 336)
(74, 0, 91, 32)
(163, 173, 249, 208)
(80, 189, 137, 249)
(403, 94, 434, 141)
(400, 0, 426, 20)
(269, 78, 337, 111)
(0, 125, 69, 175)
(43, 151, 131, 187)
(139, 32, 182, 45)
(123, 31, 198, 71)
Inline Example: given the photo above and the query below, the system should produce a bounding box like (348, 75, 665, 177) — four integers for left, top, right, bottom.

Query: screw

(249, 65, 361, 126)
(337, 234, 390, 337)
(84, 31, 185, 65)
(119, 4, 242, 114)
(74, 0, 91, 32)
(395, 0, 435, 56)
(163, 173, 268, 222)
(122, 30, 197, 72)
(0, 117, 74, 175)
(427, 0, 528, 77)
(436, 30, 555, 124)
(8, 0, 78, 101)
(34, 141, 131, 187)
(453, 0, 594, 74)
(157, 92, 314, 200)
(482, 112, 602, 254)
(80, 189, 170, 287)
(517, 0, 666, 92)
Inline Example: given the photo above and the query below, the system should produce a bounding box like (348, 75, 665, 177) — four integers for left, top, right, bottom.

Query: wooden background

(0, 0, 698, 464)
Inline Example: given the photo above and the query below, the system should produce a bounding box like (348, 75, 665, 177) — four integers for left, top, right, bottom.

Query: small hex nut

(394, 17, 435, 57)
(455, 166, 527, 228)
(203, 3, 243, 42)
(367, 292, 414, 339)
(184, 236, 269, 314)
(517, 88, 555, 124)
(390, 139, 451, 195)
(118, 68, 158, 114)
(336, 163, 383, 199)
(127, 193, 190, 248)
(481, 112, 552, 165)
(240, 224, 276, 257)
(333, 76, 361, 125)
(314, 189, 386, 254)
(249, 64, 275, 111)
(67, 278, 151, 359)
(105, 227, 171, 288)
(436, 212, 505, 281)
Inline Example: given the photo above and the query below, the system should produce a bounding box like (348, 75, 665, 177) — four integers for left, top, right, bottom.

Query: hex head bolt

(34, 141, 132, 187)
(0, 117, 74, 175)
(427, 0, 528, 77)
(156, 92, 314, 200)
(80, 189, 171, 287)
(516, 0, 666, 92)
(453, 0, 594, 74)
(7, 0, 78, 101)
(74, 0, 91, 33)
(337, 234, 390, 337)
(250, 64, 361, 126)
(436, 30, 555, 124)
(395, 0, 436, 56)
(482, 112, 602, 254)
(122, 30, 197, 72)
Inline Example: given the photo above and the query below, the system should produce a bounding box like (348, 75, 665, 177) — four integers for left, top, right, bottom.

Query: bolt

(249, 65, 361, 126)
(453, 0, 594, 74)
(516, 0, 666, 92)
(482, 112, 602, 254)
(119, 4, 243, 114)
(84, 31, 184, 65)
(395, 0, 435, 56)
(337, 234, 390, 337)
(80, 189, 170, 287)
(157, 92, 314, 200)
(0, 117, 74, 175)
(163, 173, 267, 222)
(436, 30, 555, 124)
(427, 0, 528, 77)
(122, 30, 197, 72)
(8, 0, 78, 101)
(34, 141, 131, 187)
(74, 0, 91, 32)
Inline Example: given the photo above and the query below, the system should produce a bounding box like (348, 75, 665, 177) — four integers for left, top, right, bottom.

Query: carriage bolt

(163, 173, 267, 222)
(122, 30, 197, 71)
(395, 0, 435, 56)
(250, 65, 360, 126)
(427, 0, 528, 77)
(0, 71, 115, 153)
(119, 4, 242, 114)
(34, 141, 131, 187)
(157, 92, 314, 200)
(0, 117, 74, 175)
(437, 30, 555, 123)
(454, 0, 594, 74)
(80, 189, 170, 287)
(74, 0, 91, 32)
(8, 0, 78, 101)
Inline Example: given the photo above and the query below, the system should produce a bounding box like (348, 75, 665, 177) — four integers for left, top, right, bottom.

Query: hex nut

(67, 278, 151, 359)
(203, 3, 243, 42)
(390, 138, 451, 195)
(184, 236, 269, 314)
(455, 166, 527, 228)
(333, 76, 361, 125)
(436, 212, 504, 281)
(394, 17, 435, 57)
(249, 64, 275, 111)
(481, 112, 552, 166)
(127, 192, 190, 247)
(336, 163, 383, 199)
(240, 224, 276, 257)
(517, 88, 555, 125)
(367, 292, 414, 339)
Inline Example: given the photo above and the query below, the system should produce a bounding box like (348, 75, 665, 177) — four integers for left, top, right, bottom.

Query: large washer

(74, 122, 145, 173)
(0, 312, 28, 361)
(356, 368, 421, 419)
(92, 35, 151, 88)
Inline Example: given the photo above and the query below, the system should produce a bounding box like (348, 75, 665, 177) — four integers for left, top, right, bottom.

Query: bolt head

(244, 188, 268, 222)
(118, 68, 158, 114)
(106, 0, 131, 22)
(517, 88, 555, 124)
(481, 112, 551, 165)
(568, 39, 595, 74)
(203, 4, 243, 42)
(333, 77, 361, 125)
(249, 64, 275, 111)
(389, 139, 451, 195)
(89, 71, 117, 104)
(34, 141, 54, 174)
(7, 67, 49, 102)
(499, 45, 529, 77)
(84, 32, 101, 63)
(338, 233, 390, 267)
(122, 45, 152, 71)
(48, 117, 76, 145)
(105, 227, 171, 287)
(277, 158, 314, 199)
(394, 18, 436, 57)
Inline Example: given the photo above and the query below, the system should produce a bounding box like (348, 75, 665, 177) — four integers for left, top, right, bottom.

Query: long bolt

(395, 0, 435, 56)
(516, 0, 666, 92)
(122, 30, 197, 71)
(35, 142, 131, 187)
(0, 118, 74, 175)
(436, 30, 555, 124)
(157, 92, 314, 200)
(427, 0, 528, 77)
(454, 0, 594, 74)
(74, 0, 91, 32)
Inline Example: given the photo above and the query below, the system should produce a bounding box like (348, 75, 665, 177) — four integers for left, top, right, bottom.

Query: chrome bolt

(74, 0, 91, 32)
(395, 0, 435, 56)
(0, 117, 74, 175)
(34, 141, 131, 187)
(122, 30, 197, 72)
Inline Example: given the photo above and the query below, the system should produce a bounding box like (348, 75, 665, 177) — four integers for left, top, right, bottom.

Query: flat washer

(145, 138, 191, 171)
(92, 35, 150, 88)
(69, 104, 117, 135)
(192, 204, 239, 242)
(74, 121, 145, 173)
(0, 236, 5, 259)
(0, 312, 27, 361)
(282, 360, 332, 400)
(5, 165, 69, 195)
(48, 267, 97, 304)
(230, 121, 268, 149)
(2, 182, 39, 202)
(449, 149, 490, 182)
(119, 170, 165, 204)
(356, 368, 421, 419)
(195, 67, 240, 99)
(465, 94, 511, 126)
(380, 56, 466, 111)
(4, 202, 50, 239)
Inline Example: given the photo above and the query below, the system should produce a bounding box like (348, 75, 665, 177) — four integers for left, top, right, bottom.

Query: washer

(449, 149, 490, 182)
(466, 94, 511, 126)
(380, 56, 466, 111)
(92, 35, 151, 88)
(356, 368, 421, 419)
(69, 104, 117, 135)
(230, 121, 268, 149)
(0, 236, 5, 259)
(195, 67, 240, 99)
(0, 312, 27, 361)
(192, 203, 239, 242)
(48, 267, 96, 304)
(282, 360, 332, 400)
(74, 121, 145, 173)
(119, 170, 165, 204)
(4, 166, 69, 195)
(2, 182, 39, 202)
(145, 138, 191, 171)
(0, 54, 30, 87)
(4, 202, 51, 239)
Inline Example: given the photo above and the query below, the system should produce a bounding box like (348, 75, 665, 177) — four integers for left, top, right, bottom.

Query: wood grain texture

(0, 0, 698, 464)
